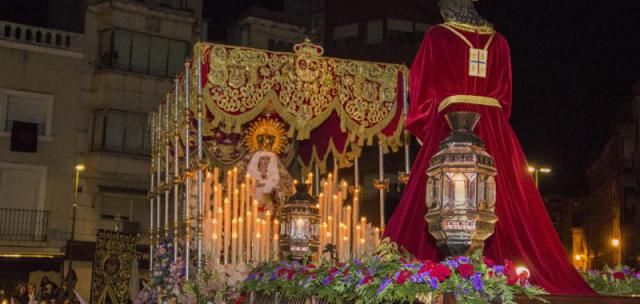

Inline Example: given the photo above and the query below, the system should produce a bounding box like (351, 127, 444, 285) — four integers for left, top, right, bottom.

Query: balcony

(0, 208, 48, 241)
(90, 0, 193, 12)
(0, 21, 84, 57)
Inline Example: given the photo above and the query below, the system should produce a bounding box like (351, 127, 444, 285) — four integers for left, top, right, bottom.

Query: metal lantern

(425, 111, 498, 256)
(279, 183, 320, 260)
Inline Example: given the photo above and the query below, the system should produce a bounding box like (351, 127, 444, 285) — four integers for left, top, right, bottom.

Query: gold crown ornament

(244, 118, 288, 154)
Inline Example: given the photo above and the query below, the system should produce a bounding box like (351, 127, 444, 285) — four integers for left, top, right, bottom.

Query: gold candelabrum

(425, 112, 498, 256)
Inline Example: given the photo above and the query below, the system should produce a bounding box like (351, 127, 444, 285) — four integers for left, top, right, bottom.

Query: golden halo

(244, 118, 288, 154)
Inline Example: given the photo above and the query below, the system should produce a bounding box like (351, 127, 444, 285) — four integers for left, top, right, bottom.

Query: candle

(232, 219, 238, 264)
(331, 194, 340, 241)
(252, 199, 258, 261)
(265, 211, 272, 260)
(273, 219, 279, 260)
(240, 184, 246, 223)
(346, 206, 351, 258)
(233, 167, 238, 197)
(212, 218, 218, 263)
(255, 223, 262, 262)
(327, 216, 333, 245)
(355, 225, 361, 257)
(307, 172, 313, 195)
(223, 198, 230, 264)
(246, 210, 252, 262)
(375, 227, 381, 248)
(216, 207, 223, 262)
(318, 193, 324, 223)
(238, 216, 244, 264)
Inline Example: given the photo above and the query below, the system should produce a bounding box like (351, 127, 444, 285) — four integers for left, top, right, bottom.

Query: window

(92, 109, 150, 156)
(99, 29, 189, 78)
(386, 19, 414, 44)
(99, 192, 149, 234)
(268, 39, 294, 52)
(333, 23, 359, 48)
(366, 20, 383, 45)
(0, 89, 53, 139)
(0, 162, 47, 211)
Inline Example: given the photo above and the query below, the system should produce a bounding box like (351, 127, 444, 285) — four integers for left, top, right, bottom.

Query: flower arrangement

(135, 239, 185, 304)
(582, 265, 640, 296)
(178, 263, 251, 304)
(242, 240, 548, 304)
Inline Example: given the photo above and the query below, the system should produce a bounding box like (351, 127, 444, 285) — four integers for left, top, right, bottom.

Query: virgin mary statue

(384, 0, 594, 295)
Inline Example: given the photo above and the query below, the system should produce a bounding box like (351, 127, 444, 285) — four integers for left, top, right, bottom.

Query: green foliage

(241, 239, 549, 304)
(582, 265, 640, 297)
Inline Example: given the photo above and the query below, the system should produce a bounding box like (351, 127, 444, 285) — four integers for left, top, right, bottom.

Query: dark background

(3, 0, 639, 196)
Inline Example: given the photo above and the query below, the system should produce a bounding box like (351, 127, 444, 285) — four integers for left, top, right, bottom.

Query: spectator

(27, 284, 37, 304)
(11, 283, 29, 304)
(39, 283, 55, 303)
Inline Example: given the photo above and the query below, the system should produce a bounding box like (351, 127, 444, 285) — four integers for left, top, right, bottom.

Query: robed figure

(384, 0, 594, 295)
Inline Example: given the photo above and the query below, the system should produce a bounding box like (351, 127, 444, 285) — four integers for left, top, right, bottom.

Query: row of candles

(148, 44, 411, 273)
(194, 167, 381, 265)
(315, 172, 380, 261)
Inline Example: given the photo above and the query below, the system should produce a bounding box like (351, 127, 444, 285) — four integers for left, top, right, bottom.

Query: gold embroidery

(438, 95, 501, 112)
(444, 21, 495, 34)
(439, 24, 495, 78)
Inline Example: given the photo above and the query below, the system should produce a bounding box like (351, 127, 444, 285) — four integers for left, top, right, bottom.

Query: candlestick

(196, 44, 204, 272)
(183, 61, 193, 279)
(378, 144, 385, 230)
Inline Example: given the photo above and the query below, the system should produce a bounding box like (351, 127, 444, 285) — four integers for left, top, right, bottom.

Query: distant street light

(68, 164, 84, 284)
(528, 165, 551, 188)
(612, 238, 620, 248)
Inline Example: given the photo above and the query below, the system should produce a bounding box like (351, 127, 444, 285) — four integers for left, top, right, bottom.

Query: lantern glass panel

(426, 178, 435, 210)
(452, 173, 466, 208)
(466, 173, 477, 208)
(292, 217, 309, 240)
(487, 176, 496, 208)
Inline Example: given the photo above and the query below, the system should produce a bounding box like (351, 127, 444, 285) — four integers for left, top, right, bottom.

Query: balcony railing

(0, 21, 84, 52)
(90, 0, 192, 12)
(137, 0, 192, 11)
(0, 208, 48, 241)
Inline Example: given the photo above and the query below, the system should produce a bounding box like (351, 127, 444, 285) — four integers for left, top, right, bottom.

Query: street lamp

(611, 238, 620, 248)
(72, 164, 85, 241)
(67, 164, 84, 284)
(527, 166, 551, 188)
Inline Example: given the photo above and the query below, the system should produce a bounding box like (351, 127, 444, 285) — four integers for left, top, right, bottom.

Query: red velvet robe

(384, 25, 595, 295)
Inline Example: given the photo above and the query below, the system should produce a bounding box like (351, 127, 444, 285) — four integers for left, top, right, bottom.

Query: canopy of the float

(177, 40, 408, 171)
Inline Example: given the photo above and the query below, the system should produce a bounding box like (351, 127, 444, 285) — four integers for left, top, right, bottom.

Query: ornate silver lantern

(279, 183, 320, 260)
(425, 112, 498, 256)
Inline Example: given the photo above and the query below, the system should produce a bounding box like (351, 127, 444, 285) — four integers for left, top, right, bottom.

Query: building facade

(227, 6, 312, 52)
(0, 0, 202, 298)
(584, 102, 637, 268)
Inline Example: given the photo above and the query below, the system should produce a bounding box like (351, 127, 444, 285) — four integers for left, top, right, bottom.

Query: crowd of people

(8, 276, 82, 304)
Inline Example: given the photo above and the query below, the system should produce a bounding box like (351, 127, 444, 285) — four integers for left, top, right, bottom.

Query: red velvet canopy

(384, 24, 594, 295)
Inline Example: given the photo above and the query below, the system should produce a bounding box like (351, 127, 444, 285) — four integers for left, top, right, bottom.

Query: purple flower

(446, 259, 459, 269)
(429, 277, 439, 289)
(623, 267, 631, 276)
(322, 276, 333, 286)
(410, 274, 424, 283)
(471, 273, 483, 292)
(376, 278, 392, 296)
(353, 258, 363, 266)
(493, 265, 505, 275)
(457, 256, 471, 264)
(269, 273, 277, 281)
